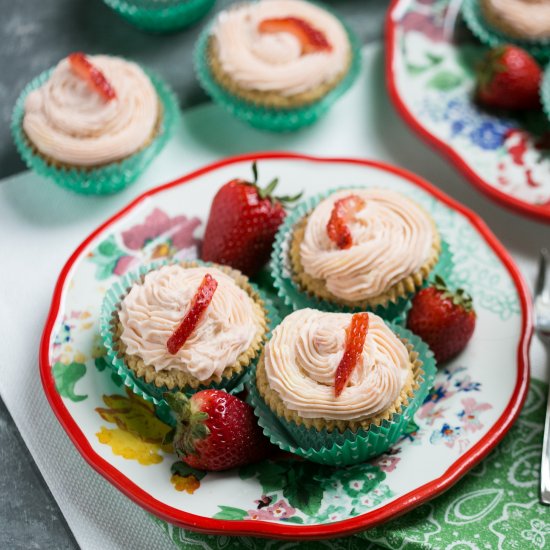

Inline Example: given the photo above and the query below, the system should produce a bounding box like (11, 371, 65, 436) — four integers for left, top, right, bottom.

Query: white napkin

(0, 44, 547, 550)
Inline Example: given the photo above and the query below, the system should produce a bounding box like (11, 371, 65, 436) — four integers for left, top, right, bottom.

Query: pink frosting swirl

(299, 189, 435, 301)
(482, 0, 550, 39)
(23, 55, 158, 166)
(119, 265, 260, 382)
(264, 309, 411, 421)
(212, 0, 350, 96)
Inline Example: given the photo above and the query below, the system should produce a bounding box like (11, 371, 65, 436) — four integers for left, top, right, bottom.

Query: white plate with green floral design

(386, 0, 550, 223)
(40, 153, 531, 540)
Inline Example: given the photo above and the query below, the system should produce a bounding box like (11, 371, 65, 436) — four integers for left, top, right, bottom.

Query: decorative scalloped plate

(386, 0, 550, 223)
(40, 153, 531, 540)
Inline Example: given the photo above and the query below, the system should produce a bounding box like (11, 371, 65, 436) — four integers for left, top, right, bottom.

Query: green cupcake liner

(193, 3, 362, 132)
(540, 64, 550, 123)
(270, 188, 454, 323)
(247, 323, 436, 466)
(100, 259, 281, 426)
(11, 64, 179, 195)
(103, 0, 215, 33)
(461, 0, 550, 62)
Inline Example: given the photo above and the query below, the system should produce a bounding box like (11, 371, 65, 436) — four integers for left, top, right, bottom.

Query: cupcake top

(23, 54, 159, 167)
(119, 265, 262, 382)
(481, 0, 550, 40)
(299, 189, 437, 302)
(263, 309, 412, 421)
(211, 0, 350, 96)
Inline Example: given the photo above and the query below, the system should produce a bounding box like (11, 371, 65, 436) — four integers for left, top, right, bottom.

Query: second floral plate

(40, 153, 530, 539)
(386, 0, 550, 223)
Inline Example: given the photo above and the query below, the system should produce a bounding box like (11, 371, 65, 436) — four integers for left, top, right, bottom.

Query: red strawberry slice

(326, 194, 365, 249)
(166, 273, 218, 355)
(334, 313, 370, 397)
(68, 52, 117, 102)
(258, 17, 332, 54)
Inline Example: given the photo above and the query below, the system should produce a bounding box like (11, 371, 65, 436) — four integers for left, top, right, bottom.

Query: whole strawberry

(407, 276, 476, 363)
(164, 390, 274, 471)
(201, 162, 301, 277)
(476, 45, 542, 110)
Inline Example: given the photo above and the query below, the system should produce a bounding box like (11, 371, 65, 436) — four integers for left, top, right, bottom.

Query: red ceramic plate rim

(39, 152, 532, 540)
(385, 0, 550, 224)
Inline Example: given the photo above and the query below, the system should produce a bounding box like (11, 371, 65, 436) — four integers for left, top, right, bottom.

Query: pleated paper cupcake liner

(540, 65, 550, 124)
(461, 0, 550, 62)
(247, 323, 437, 466)
(270, 189, 453, 322)
(100, 259, 280, 426)
(11, 65, 179, 195)
(193, 4, 362, 132)
(103, 0, 215, 33)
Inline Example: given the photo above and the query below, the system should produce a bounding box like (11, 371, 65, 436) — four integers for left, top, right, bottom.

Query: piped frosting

(211, 0, 350, 96)
(299, 189, 436, 302)
(119, 265, 261, 382)
(263, 309, 411, 421)
(23, 55, 159, 166)
(481, 0, 550, 40)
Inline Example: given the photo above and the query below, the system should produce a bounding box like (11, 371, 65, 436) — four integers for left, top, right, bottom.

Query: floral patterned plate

(40, 153, 531, 540)
(386, 0, 550, 223)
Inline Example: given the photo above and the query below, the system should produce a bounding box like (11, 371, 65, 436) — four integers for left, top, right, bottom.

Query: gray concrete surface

(0, 1, 388, 548)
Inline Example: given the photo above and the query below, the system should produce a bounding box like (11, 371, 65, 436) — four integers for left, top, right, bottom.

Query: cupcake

(462, 0, 550, 60)
(102, 261, 269, 403)
(481, 0, 550, 41)
(274, 188, 441, 316)
(12, 53, 178, 195)
(250, 309, 435, 465)
(103, 0, 216, 33)
(195, 0, 361, 131)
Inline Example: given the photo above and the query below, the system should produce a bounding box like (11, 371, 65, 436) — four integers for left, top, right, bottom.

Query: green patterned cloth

(156, 379, 549, 549)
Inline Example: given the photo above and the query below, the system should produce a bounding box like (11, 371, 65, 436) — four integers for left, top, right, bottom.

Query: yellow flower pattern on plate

(95, 389, 173, 465)
(97, 426, 166, 465)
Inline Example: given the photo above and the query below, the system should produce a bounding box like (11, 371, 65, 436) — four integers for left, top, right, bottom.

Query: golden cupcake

(256, 309, 422, 435)
(290, 188, 441, 310)
(206, 0, 353, 109)
(480, 0, 550, 40)
(22, 53, 162, 170)
(109, 262, 268, 393)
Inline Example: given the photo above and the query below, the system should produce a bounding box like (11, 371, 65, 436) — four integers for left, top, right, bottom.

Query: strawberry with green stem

(476, 45, 542, 110)
(201, 162, 302, 277)
(407, 276, 476, 363)
(164, 390, 274, 472)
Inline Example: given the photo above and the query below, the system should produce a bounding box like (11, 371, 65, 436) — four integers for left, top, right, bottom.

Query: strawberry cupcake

(194, 0, 361, 131)
(272, 188, 443, 318)
(249, 309, 436, 465)
(12, 53, 178, 194)
(462, 0, 550, 60)
(103, 0, 216, 33)
(101, 261, 271, 404)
